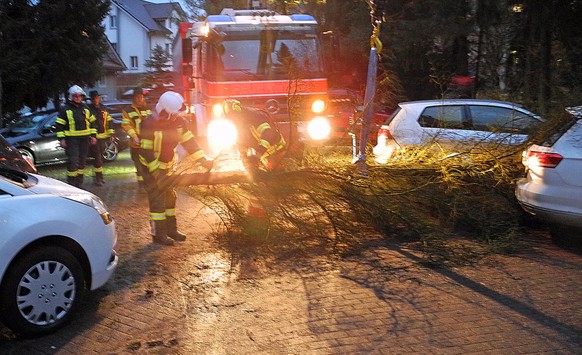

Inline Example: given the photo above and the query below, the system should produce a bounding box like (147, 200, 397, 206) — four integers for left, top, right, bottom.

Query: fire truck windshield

(206, 28, 324, 80)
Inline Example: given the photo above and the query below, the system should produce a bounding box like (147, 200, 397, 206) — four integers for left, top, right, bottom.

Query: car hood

(28, 173, 92, 196)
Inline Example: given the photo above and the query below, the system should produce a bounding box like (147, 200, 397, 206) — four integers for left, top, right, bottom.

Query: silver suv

(373, 99, 543, 163)
(515, 106, 582, 244)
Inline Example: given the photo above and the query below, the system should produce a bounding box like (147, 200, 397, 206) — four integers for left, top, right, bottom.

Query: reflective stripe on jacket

(55, 104, 96, 138)
(122, 104, 151, 148)
(88, 104, 114, 139)
(139, 114, 205, 173)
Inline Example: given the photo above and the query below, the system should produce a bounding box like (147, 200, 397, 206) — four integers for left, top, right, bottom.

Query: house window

(110, 15, 117, 29)
(130, 56, 138, 69)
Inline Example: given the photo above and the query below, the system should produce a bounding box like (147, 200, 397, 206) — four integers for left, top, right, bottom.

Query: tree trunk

(0, 72, 3, 128)
(537, 3, 552, 114)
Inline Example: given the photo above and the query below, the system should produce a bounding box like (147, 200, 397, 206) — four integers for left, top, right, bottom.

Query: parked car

(515, 106, 582, 243)
(0, 109, 130, 166)
(0, 134, 37, 173)
(372, 99, 544, 163)
(102, 99, 133, 123)
(0, 138, 118, 336)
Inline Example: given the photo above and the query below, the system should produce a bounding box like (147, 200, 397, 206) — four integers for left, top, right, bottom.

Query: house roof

(112, 0, 184, 35)
(103, 39, 127, 71)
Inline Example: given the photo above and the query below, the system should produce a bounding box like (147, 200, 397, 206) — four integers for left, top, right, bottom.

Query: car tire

(0, 246, 86, 337)
(18, 148, 35, 166)
(103, 140, 119, 162)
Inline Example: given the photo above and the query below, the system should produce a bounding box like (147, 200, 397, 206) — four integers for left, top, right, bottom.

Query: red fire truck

(174, 8, 334, 155)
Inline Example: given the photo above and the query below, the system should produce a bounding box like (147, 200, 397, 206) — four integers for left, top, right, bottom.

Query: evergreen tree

(144, 45, 175, 102)
(35, 0, 110, 110)
(0, 0, 38, 124)
(0, 0, 110, 119)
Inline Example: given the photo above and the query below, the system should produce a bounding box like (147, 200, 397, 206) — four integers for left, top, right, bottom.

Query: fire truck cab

(175, 8, 332, 155)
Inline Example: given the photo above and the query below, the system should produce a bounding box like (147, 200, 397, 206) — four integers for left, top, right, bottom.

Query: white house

(102, 0, 187, 98)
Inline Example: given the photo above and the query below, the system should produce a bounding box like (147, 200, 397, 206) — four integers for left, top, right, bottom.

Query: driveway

(2, 151, 581, 354)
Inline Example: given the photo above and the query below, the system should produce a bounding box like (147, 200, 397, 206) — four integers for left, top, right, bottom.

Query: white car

(373, 99, 543, 163)
(515, 106, 582, 242)
(0, 135, 118, 336)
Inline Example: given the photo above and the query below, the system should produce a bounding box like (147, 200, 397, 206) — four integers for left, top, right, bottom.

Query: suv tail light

(527, 151, 563, 168)
(377, 126, 394, 140)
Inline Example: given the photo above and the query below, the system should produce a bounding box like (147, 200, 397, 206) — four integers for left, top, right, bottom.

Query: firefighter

(87, 90, 114, 186)
(122, 87, 150, 187)
(56, 85, 97, 187)
(222, 99, 287, 174)
(139, 91, 213, 245)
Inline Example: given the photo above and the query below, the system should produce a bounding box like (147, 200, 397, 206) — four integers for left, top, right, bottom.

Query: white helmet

(155, 91, 185, 115)
(68, 85, 85, 101)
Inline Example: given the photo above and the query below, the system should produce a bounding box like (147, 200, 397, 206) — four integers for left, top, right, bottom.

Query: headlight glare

(311, 99, 326, 114)
(307, 117, 331, 141)
(212, 103, 224, 118)
(207, 118, 238, 155)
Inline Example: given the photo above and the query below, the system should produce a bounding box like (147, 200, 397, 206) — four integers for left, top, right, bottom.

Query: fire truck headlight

(201, 23, 210, 37)
(212, 103, 224, 118)
(307, 117, 331, 141)
(207, 118, 238, 155)
(311, 99, 326, 114)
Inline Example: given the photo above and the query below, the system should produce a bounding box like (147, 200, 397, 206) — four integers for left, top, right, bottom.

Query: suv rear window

(419, 105, 465, 129)
(540, 117, 579, 147)
(469, 105, 539, 133)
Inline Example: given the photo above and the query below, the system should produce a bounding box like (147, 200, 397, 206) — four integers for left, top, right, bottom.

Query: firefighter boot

(151, 220, 175, 246)
(166, 216, 186, 242)
(94, 172, 104, 186)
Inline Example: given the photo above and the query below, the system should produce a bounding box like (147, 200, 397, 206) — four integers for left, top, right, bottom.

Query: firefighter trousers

(65, 136, 90, 185)
(142, 168, 177, 233)
(91, 138, 106, 170)
(130, 146, 145, 183)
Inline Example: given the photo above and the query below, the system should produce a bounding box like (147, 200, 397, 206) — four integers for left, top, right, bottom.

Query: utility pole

(354, 0, 386, 167)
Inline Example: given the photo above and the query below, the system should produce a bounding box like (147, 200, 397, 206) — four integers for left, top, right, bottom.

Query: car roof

(103, 100, 132, 106)
(399, 99, 523, 108)
(397, 99, 542, 119)
(566, 106, 582, 118)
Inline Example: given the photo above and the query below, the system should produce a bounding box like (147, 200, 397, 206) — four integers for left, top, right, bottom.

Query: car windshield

(206, 27, 325, 80)
(0, 135, 35, 173)
(2, 111, 53, 137)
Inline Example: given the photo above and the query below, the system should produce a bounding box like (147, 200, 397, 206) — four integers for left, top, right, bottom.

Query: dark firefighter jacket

(232, 107, 286, 168)
(55, 102, 96, 138)
(88, 104, 114, 139)
(122, 104, 151, 148)
(139, 114, 205, 172)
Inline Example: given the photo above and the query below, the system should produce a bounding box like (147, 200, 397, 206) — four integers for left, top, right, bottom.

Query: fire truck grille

(237, 96, 316, 122)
